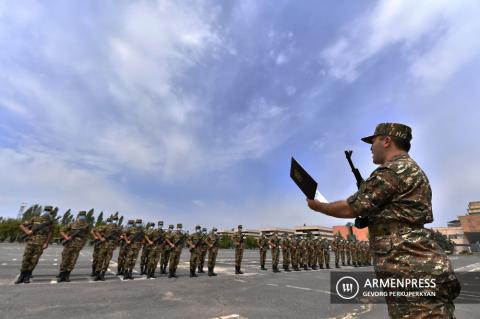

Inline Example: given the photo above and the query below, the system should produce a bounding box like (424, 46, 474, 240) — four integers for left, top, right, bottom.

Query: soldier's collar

(390, 153, 410, 162)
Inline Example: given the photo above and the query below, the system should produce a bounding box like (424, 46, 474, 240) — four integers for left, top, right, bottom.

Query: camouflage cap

(43, 205, 53, 212)
(202, 228, 207, 232)
(77, 211, 87, 216)
(195, 225, 201, 230)
(127, 220, 135, 225)
(177, 223, 182, 229)
(112, 215, 119, 220)
(168, 224, 174, 229)
(361, 122, 412, 144)
(158, 221, 163, 226)
(238, 224, 243, 229)
(106, 217, 112, 222)
(212, 227, 217, 231)
(135, 219, 142, 224)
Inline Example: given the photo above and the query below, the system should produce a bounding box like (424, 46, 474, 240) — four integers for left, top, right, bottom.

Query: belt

(370, 222, 424, 236)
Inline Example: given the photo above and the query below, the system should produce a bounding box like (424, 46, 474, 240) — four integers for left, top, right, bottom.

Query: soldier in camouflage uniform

(281, 233, 292, 272)
(123, 219, 150, 280)
(290, 234, 300, 271)
(92, 215, 121, 281)
(307, 123, 460, 318)
(345, 238, 353, 266)
(187, 225, 203, 277)
(331, 234, 341, 268)
(316, 236, 324, 269)
(145, 221, 165, 278)
(198, 227, 208, 273)
(269, 231, 281, 273)
(339, 238, 346, 266)
(299, 235, 308, 270)
(140, 222, 155, 275)
(309, 235, 318, 270)
(116, 219, 134, 275)
(166, 223, 185, 278)
(232, 225, 245, 274)
(15, 206, 55, 284)
(257, 233, 269, 270)
(161, 224, 174, 274)
(205, 227, 219, 276)
(58, 211, 90, 282)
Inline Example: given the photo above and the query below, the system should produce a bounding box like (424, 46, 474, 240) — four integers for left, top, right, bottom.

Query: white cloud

(322, 0, 480, 89)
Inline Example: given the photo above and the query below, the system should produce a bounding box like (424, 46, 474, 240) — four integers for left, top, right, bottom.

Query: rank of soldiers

(15, 208, 371, 284)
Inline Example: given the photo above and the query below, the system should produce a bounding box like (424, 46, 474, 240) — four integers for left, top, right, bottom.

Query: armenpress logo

(336, 276, 360, 300)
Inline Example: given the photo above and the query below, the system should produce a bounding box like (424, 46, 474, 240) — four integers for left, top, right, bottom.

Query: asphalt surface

(0, 243, 479, 319)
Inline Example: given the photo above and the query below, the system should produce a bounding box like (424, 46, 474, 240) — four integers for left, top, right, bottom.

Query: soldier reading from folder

(305, 123, 460, 318)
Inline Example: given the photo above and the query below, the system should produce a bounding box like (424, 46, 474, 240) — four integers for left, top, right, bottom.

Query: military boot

(319, 264, 324, 269)
(100, 271, 106, 281)
(312, 265, 318, 270)
(168, 270, 174, 278)
(190, 269, 197, 278)
(15, 272, 26, 284)
(23, 271, 31, 284)
(260, 264, 267, 270)
(57, 271, 65, 282)
(342, 262, 346, 266)
(285, 266, 291, 272)
(161, 266, 166, 274)
(65, 271, 71, 282)
(90, 265, 96, 276)
(116, 267, 123, 276)
(335, 263, 340, 269)
(129, 270, 134, 280)
(140, 265, 145, 275)
(304, 265, 309, 270)
(150, 269, 157, 279)
(326, 264, 331, 269)
(123, 270, 129, 280)
(353, 262, 358, 268)
(94, 271, 101, 281)
(235, 266, 243, 274)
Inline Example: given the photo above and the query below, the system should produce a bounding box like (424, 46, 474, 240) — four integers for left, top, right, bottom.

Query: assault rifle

(20, 221, 51, 241)
(344, 150, 369, 229)
(62, 228, 87, 246)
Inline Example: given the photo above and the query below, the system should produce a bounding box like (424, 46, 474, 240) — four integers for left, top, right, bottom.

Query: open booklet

(290, 157, 329, 202)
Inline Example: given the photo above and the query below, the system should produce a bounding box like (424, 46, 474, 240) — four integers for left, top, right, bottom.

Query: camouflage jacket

(62, 220, 90, 248)
(347, 153, 457, 283)
(22, 215, 53, 245)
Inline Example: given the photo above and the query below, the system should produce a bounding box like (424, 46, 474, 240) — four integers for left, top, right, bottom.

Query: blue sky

(0, 0, 479, 230)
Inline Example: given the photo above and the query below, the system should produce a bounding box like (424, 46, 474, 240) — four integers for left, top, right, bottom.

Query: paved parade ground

(0, 243, 479, 319)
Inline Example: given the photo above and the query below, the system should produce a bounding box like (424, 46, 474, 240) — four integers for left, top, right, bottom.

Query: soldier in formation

(232, 225, 244, 274)
(58, 211, 90, 282)
(281, 233, 291, 272)
(198, 227, 208, 273)
(166, 223, 185, 278)
(91, 215, 121, 281)
(140, 222, 155, 275)
(257, 233, 268, 270)
(205, 227, 219, 276)
(187, 225, 203, 277)
(116, 219, 134, 275)
(122, 219, 150, 280)
(15, 206, 55, 284)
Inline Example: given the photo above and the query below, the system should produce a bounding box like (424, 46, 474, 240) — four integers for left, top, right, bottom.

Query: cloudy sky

(0, 0, 478, 230)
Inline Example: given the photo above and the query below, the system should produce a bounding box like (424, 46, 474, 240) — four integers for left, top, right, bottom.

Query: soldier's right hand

(27, 230, 33, 236)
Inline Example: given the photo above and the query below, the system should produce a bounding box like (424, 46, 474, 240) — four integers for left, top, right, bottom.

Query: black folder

(290, 157, 317, 200)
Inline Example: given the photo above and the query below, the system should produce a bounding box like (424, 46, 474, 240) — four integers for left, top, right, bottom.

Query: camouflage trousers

(208, 247, 218, 268)
(95, 241, 117, 272)
(385, 280, 459, 319)
(302, 249, 309, 267)
(168, 246, 183, 273)
(189, 248, 200, 271)
(259, 248, 267, 266)
(309, 249, 316, 267)
(290, 248, 298, 268)
(322, 249, 330, 266)
(198, 249, 207, 270)
(317, 249, 324, 267)
(161, 249, 170, 270)
(117, 244, 128, 270)
(124, 242, 142, 271)
(147, 244, 164, 271)
(346, 250, 352, 265)
(271, 247, 280, 268)
(60, 244, 83, 272)
(140, 244, 151, 269)
(92, 242, 101, 269)
(282, 249, 290, 268)
(340, 250, 345, 265)
(333, 250, 340, 266)
(235, 247, 243, 267)
(21, 242, 45, 272)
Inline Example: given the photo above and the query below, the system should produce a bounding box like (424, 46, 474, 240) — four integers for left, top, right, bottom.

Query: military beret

(112, 215, 119, 220)
(202, 228, 207, 232)
(361, 122, 412, 144)
(135, 219, 142, 224)
(106, 217, 112, 222)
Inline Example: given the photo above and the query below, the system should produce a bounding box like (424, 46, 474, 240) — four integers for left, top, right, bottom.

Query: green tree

(433, 231, 454, 253)
(219, 234, 233, 249)
(95, 211, 104, 227)
(86, 209, 95, 228)
(245, 236, 258, 249)
(118, 215, 124, 226)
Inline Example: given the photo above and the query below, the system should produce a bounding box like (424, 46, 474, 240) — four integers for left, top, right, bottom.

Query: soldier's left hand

(42, 243, 48, 250)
